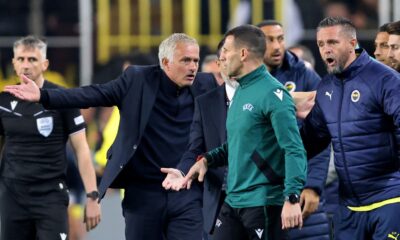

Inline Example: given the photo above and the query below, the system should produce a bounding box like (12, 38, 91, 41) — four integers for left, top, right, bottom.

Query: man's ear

(42, 59, 49, 71)
(240, 48, 248, 61)
(350, 38, 358, 49)
(162, 58, 169, 71)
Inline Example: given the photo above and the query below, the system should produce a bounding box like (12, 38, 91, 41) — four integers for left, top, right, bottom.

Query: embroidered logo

(325, 90, 333, 101)
(284, 81, 296, 92)
(388, 232, 400, 240)
(242, 103, 254, 112)
(273, 89, 283, 101)
(351, 90, 360, 103)
(60, 233, 67, 240)
(36, 116, 54, 137)
(215, 219, 222, 228)
(255, 229, 264, 239)
(10, 100, 18, 110)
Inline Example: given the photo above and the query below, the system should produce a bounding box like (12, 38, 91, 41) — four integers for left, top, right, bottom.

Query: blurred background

(0, 0, 399, 239)
(1, 0, 399, 88)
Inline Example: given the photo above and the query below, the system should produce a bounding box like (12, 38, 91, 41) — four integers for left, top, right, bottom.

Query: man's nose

(387, 49, 394, 58)
(323, 46, 332, 55)
(189, 61, 198, 71)
(21, 60, 31, 68)
(374, 48, 380, 56)
(271, 40, 280, 50)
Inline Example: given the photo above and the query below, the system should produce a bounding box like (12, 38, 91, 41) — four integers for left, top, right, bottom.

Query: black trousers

(0, 178, 69, 240)
(122, 182, 203, 240)
(212, 202, 289, 240)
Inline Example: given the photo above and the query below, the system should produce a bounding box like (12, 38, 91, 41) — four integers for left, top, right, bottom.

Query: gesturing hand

(161, 168, 185, 191)
(4, 74, 41, 102)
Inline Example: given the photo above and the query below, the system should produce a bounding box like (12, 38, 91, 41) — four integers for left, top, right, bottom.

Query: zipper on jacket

(338, 80, 360, 204)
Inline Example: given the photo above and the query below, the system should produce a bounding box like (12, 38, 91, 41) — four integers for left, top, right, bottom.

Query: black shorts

(0, 178, 69, 240)
(212, 202, 289, 240)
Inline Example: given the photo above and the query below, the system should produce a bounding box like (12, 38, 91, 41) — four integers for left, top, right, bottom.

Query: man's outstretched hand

(161, 168, 186, 191)
(4, 74, 41, 102)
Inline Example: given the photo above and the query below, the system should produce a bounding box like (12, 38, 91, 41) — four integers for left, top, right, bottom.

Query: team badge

(36, 116, 53, 137)
(351, 90, 360, 102)
(284, 81, 296, 92)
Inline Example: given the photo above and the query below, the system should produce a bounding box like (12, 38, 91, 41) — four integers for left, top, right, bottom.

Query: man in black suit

(4, 33, 217, 240)
(161, 39, 242, 239)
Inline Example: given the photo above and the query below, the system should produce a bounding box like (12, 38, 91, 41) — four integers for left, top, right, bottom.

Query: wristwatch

(86, 191, 100, 200)
(285, 194, 300, 204)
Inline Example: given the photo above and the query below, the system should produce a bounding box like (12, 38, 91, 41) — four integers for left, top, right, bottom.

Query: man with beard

(374, 23, 391, 67)
(299, 17, 400, 239)
(387, 20, 400, 72)
(257, 20, 331, 239)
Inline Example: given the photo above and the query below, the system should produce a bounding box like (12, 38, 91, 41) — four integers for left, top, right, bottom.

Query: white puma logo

(325, 90, 333, 101)
(388, 232, 400, 240)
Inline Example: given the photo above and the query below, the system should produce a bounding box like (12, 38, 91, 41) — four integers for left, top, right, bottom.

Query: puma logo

(388, 232, 400, 240)
(325, 90, 333, 101)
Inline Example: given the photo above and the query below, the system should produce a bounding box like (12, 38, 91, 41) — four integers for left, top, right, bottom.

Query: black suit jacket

(177, 85, 227, 234)
(39, 65, 217, 198)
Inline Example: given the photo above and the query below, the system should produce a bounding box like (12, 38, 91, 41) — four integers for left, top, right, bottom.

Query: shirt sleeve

(267, 87, 307, 197)
(60, 108, 86, 135)
(204, 142, 228, 168)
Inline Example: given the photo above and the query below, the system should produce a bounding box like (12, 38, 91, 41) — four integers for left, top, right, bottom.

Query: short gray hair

(158, 33, 198, 69)
(13, 35, 47, 59)
(317, 16, 357, 39)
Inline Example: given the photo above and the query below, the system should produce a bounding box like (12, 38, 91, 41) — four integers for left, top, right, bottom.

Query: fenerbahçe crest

(284, 81, 296, 92)
(351, 90, 360, 102)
